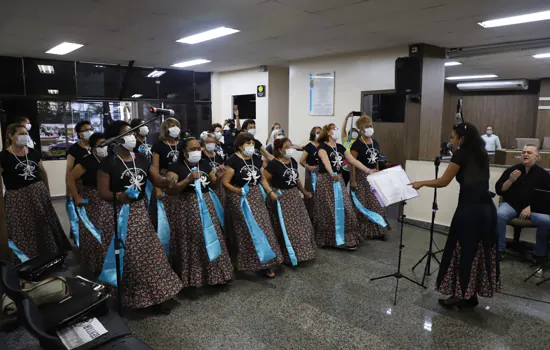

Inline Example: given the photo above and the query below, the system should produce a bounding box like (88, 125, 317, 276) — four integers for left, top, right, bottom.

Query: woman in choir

(299, 126, 321, 221)
(131, 118, 153, 163)
(165, 137, 233, 287)
(0, 124, 69, 264)
(97, 121, 182, 310)
(264, 138, 316, 265)
(350, 116, 390, 240)
(202, 132, 226, 203)
(265, 123, 282, 146)
(65, 120, 94, 196)
(241, 120, 273, 161)
(152, 118, 181, 192)
(222, 133, 283, 278)
(410, 123, 499, 310)
(208, 123, 226, 160)
(265, 128, 284, 155)
(314, 123, 377, 249)
(67, 133, 110, 275)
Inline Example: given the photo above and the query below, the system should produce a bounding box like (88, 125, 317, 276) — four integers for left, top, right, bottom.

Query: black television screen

(362, 93, 406, 123)
(76, 63, 124, 99)
(0, 56, 24, 96)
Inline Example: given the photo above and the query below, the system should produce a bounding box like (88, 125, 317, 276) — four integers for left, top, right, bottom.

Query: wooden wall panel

(403, 100, 421, 161)
(373, 122, 406, 166)
(537, 79, 550, 145)
(418, 58, 445, 159)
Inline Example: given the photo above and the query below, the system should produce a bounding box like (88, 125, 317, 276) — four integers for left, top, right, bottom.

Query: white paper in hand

(366, 165, 418, 207)
(57, 318, 108, 349)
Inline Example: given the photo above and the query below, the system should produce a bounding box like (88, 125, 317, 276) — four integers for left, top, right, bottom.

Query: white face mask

(276, 135, 285, 140)
(15, 135, 29, 147)
(186, 150, 202, 164)
(315, 133, 320, 140)
(486, 130, 493, 136)
(247, 128, 257, 136)
(25, 124, 32, 131)
(205, 143, 216, 152)
(284, 148, 295, 159)
(81, 130, 93, 141)
(351, 131, 359, 139)
(215, 131, 222, 140)
(364, 127, 374, 138)
(331, 128, 340, 141)
(122, 134, 136, 150)
(139, 126, 149, 136)
(243, 145, 255, 157)
(168, 126, 180, 138)
(224, 125, 230, 131)
(95, 146, 108, 158)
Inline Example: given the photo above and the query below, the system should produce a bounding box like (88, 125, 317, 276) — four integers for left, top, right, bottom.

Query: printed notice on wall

(309, 72, 335, 116)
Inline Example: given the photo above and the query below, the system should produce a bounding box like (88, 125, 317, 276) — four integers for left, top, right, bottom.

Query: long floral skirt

(77, 186, 111, 276)
(353, 173, 391, 239)
(304, 169, 315, 222)
(165, 191, 233, 287)
(225, 185, 283, 271)
(101, 199, 183, 309)
(5, 181, 70, 265)
(313, 173, 362, 248)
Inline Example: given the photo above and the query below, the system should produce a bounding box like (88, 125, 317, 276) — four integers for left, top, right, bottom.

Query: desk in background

(495, 149, 550, 168)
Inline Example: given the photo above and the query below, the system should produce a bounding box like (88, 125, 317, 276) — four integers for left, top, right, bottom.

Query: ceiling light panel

(46, 42, 83, 55)
(444, 62, 462, 67)
(147, 70, 166, 78)
(38, 65, 55, 74)
(171, 59, 211, 68)
(533, 53, 550, 59)
(446, 74, 498, 81)
(131, 94, 143, 98)
(176, 27, 239, 44)
(48, 89, 59, 94)
(479, 10, 550, 28)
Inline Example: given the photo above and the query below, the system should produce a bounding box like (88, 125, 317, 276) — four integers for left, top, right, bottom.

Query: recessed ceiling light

(95, 65, 105, 68)
(131, 94, 143, 98)
(38, 65, 55, 74)
(446, 74, 498, 81)
(445, 61, 462, 67)
(48, 89, 59, 95)
(533, 53, 550, 59)
(479, 10, 550, 28)
(176, 27, 239, 44)
(147, 70, 166, 78)
(171, 59, 211, 68)
(46, 42, 83, 55)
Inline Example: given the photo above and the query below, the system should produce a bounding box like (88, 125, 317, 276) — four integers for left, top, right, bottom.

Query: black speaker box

(395, 57, 422, 95)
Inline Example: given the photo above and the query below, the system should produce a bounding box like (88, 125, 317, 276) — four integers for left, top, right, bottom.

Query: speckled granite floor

(3, 200, 550, 349)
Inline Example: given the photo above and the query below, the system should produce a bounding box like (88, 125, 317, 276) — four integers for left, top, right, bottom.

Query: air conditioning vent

(456, 80, 528, 91)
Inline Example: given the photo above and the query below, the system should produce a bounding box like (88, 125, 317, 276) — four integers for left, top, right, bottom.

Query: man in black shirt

(495, 145, 550, 262)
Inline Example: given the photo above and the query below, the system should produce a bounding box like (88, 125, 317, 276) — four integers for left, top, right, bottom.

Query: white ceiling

(1, 0, 550, 78)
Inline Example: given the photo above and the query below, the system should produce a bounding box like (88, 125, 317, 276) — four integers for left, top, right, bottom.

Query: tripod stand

(371, 201, 426, 305)
(412, 156, 443, 287)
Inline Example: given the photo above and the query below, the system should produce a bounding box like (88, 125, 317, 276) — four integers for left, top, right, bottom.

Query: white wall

(43, 160, 66, 197)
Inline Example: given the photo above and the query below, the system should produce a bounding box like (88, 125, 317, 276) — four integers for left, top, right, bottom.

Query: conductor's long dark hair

(454, 122, 488, 165)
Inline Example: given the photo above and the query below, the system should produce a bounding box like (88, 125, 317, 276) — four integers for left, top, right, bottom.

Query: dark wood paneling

(404, 100, 421, 161)
(537, 79, 550, 143)
(418, 58, 445, 159)
(374, 122, 406, 166)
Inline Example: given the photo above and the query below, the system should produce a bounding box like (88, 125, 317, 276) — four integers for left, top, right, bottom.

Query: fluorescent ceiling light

(176, 27, 239, 44)
(131, 94, 143, 98)
(95, 65, 105, 68)
(446, 74, 498, 81)
(479, 10, 550, 28)
(533, 53, 550, 58)
(46, 42, 83, 55)
(147, 70, 166, 78)
(445, 61, 462, 67)
(48, 89, 59, 95)
(38, 65, 55, 74)
(171, 59, 211, 68)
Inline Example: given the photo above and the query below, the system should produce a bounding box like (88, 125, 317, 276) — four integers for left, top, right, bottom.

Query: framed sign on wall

(309, 72, 335, 116)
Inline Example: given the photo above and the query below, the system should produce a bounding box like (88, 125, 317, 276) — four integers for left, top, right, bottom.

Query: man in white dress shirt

(481, 125, 502, 152)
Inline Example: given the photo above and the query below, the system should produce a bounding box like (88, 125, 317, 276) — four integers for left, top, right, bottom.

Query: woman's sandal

(263, 268, 276, 278)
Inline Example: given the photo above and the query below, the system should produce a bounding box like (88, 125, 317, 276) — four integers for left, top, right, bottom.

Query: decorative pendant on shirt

(168, 144, 179, 162)
(10, 147, 36, 180)
(328, 144, 343, 170)
(184, 162, 210, 189)
(241, 155, 260, 185)
(277, 158, 298, 186)
(117, 154, 145, 191)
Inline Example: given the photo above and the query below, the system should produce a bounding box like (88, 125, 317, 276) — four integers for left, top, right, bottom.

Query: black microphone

(149, 107, 175, 116)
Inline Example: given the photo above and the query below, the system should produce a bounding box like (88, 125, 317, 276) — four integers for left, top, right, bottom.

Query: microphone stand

(100, 113, 162, 316)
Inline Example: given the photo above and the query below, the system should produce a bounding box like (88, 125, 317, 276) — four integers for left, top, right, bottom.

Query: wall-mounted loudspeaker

(395, 57, 422, 95)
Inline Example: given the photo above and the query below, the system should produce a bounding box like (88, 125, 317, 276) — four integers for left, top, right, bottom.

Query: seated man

(495, 145, 550, 263)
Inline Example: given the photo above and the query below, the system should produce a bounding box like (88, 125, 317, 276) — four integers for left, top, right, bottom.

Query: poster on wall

(309, 72, 335, 116)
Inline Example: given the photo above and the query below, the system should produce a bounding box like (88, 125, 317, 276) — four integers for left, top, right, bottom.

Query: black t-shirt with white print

(318, 143, 347, 174)
(152, 141, 179, 171)
(202, 152, 224, 173)
(214, 142, 226, 160)
(0, 148, 42, 190)
(168, 159, 212, 194)
(80, 154, 101, 189)
(265, 158, 299, 190)
(134, 139, 153, 163)
(67, 142, 92, 167)
(253, 139, 263, 157)
(99, 153, 151, 200)
(303, 142, 319, 167)
(351, 138, 381, 170)
(225, 154, 263, 187)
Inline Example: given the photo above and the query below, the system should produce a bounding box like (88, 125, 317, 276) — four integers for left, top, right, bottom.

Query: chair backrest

(516, 138, 540, 150)
(20, 298, 64, 349)
(0, 260, 24, 305)
(542, 136, 550, 150)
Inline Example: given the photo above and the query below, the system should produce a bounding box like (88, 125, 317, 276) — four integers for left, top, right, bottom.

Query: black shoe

(497, 251, 505, 263)
(458, 297, 478, 311)
(438, 296, 461, 309)
(337, 245, 358, 251)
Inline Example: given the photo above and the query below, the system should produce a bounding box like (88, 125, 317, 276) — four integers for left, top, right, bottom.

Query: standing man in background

(223, 105, 241, 156)
(482, 125, 502, 153)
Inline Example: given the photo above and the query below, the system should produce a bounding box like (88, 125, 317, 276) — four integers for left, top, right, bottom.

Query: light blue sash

(145, 179, 153, 211)
(275, 190, 297, 266)
(76, 199, 102, 244)
(8, 239, 29, 263)
(66, 199, 80, 247)
(192, 169, 222, 262)
(333, 178, 345, 246)
(351, 190, 388, 228)
(241, 184, 276, 264)
(208, 188, 224, 229)
(98, 186, 139, 287)
(311, 172, 317, 192)
(259, 184, 267, 200)
(157, 199, 170, 256)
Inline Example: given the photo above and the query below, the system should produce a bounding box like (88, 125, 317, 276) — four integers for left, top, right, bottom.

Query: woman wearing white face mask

(241, 119, 274, 162)
(0, 124, 69, 264)
(67, 133, 111, 275)
(265, 123, 282, 145)
(203, 133, 226, 205)
(300, 126, 322, 221)
(152, 118, 181, 198)
(165, 138, 232, 287)
(97, 121, 182, 310)
(265, 129, 284, 155)
(264, 138, 316, 266)
(222, 133, 283, 278)
(131, 118, 153, 163)
(314, 123, 376, 250)
(208, 123, 226, 160)
(350, 116, 390, 241)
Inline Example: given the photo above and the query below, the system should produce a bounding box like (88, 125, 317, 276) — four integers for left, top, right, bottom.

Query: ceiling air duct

(456, 80, 528, 91)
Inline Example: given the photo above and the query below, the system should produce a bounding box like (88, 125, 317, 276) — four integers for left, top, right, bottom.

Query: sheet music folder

(366, 165, 419, 207)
